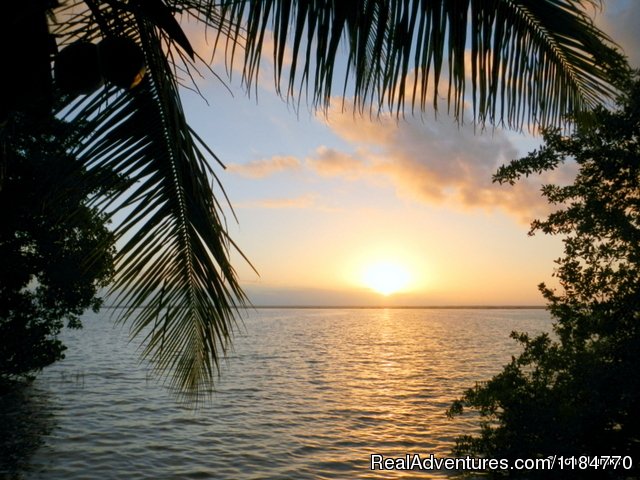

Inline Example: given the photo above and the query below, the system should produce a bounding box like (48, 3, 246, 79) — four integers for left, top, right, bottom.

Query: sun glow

(361, 261, 412, 296)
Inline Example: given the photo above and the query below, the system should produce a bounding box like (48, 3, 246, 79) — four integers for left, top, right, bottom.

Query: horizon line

(101, 305, 547, 310)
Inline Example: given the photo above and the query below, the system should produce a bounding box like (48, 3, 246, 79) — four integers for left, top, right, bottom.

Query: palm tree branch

(54, 3, 250, 400)
(214, 0, 623, 128)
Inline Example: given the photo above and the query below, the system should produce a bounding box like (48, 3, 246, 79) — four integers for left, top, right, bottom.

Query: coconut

(54, 41, 102, 95)
(98, 37, 146, 89)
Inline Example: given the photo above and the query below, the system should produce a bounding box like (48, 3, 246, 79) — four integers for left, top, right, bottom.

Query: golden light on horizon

(361, 261, 412, 296)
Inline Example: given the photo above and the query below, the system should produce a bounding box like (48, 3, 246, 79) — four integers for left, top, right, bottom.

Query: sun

(361, 261, 412, 296)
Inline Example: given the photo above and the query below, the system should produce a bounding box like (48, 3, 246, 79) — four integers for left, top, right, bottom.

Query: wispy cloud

(227, 101, 577, 222)
(305, 146, 368, 178)
(227, 155, 301, 178)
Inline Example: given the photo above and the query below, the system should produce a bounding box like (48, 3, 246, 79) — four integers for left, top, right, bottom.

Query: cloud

(226, 101, 573, 222)
(305, 146, 368, 178)
(227, 155, 301, 178)
(315, 103, 567, 223)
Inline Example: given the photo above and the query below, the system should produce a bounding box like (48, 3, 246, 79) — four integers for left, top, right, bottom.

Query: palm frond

(216, 0, 625, 129)
(54, 2, 251, 401)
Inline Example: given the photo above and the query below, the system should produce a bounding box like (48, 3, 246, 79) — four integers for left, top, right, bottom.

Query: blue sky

(177, 0, 640, 306)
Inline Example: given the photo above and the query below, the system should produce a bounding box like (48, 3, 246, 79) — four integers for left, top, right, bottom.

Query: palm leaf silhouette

(53, 1, 252, 399)
(218, 0, 623, 127)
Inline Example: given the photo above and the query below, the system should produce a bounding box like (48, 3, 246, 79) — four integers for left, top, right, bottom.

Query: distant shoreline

(101, 305, 547, 310)
(240, 305, 547, 310)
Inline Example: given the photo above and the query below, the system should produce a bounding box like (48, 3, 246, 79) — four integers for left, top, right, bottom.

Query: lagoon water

(1, 308, 551, 479)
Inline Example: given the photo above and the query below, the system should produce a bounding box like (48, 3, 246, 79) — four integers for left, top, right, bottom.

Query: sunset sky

(178, 0, 640, 306)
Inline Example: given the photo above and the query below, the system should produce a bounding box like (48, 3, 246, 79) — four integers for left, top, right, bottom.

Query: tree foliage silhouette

(448, 73, 640, 479)
(0, 115, 115, 388)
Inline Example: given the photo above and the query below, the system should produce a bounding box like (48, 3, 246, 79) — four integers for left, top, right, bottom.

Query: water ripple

(1, 308, 551, 479)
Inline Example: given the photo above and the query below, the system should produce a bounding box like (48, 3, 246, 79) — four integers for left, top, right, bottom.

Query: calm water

(1, 308, 551, 479)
